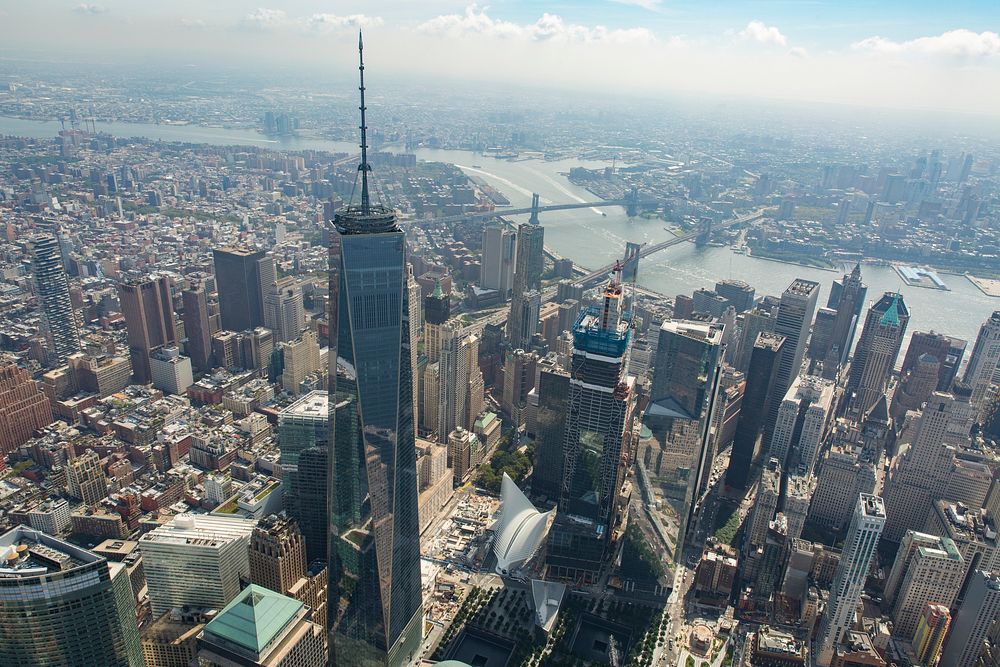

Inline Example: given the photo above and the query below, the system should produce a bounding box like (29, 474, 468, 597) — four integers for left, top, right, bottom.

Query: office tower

(733, 304, 776, 374)
(903, 330, 963, 391)
(768, 375, 834, 473)
(264, 277, 305, 343)
(886, 532, 964, 637)
(711, 367, 744, 455)
(643, 317, 723, 559)
(815, 494, 886, 665)
(67, 448, 108, 505)
(249, 514, 307, 596)
(507, 222, 544, 350)
(294, 446, 327, 564)
(0, 526, 144, 667)
(0, 364, 51, 457)
(423, 280, 450, 364)
(846, 292, 909, 417)
(436, 323, 481, 440)
(139, 513, 257, 617)
(547, 273, 636, 581)
(196, 585, 327, 667)
(213, 247, 272, 332)
(68, 352, 132, 398)
(808, 306, 838, 368)
(30, 234, 81, 365)
(182, 284, 213, 371)
(715, 279, 755, 313)
(326, 38, 422, 667)
(149, 346, 194, 395)
(828, 263, 867, 365)
(783, 473, 815, 541)
(502, 348, 536, 430)
(692, 288, 728, 317)
(421, 362, 440, 435)
(278, 391, 328, 561)
(532, 359, 571, 500)
(808, 445, 877, 532)
(280, 330, 321, 395)
(118, 274, 176, 384)
(407, 270, 421, 432)
(912, 603, 951, 666)
(480, 223, 516, 297)
(726, 332, 784, 489)
(963, 311, 1000, 410)
(882, 392, 958, 541)
(763, 279, 820, 445)
(941, 572, 1000, 667)
(673, 294, 694, 319)
(747, 458, 781, 548)
(141, 609, 206, 667)
(447, 427, 479, 485)
(891, 352, 940, 423)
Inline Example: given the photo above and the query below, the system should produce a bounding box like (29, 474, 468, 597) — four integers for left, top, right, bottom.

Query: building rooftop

(0, 526, 100, 577)
(786, 279, 819, 297)
(202, 584, 303, 656)
(280, 390, 328, 420)
(860, 494, 886, 519)
(139, 513, 257, 548)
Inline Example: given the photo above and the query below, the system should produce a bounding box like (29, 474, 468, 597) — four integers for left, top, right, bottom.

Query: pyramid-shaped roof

(202, 584, 303, 657)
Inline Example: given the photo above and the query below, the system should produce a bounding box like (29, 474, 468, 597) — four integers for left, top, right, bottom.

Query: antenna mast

(358, 31, 371, 215)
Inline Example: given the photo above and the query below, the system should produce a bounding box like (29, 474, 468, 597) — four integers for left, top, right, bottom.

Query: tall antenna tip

(359, 30, 363, 50)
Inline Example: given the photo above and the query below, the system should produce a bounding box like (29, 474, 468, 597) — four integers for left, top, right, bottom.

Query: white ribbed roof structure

(493, 473, 554, 574)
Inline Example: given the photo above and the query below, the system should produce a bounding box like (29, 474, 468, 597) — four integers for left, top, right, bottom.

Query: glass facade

(328, 208, 422, 667)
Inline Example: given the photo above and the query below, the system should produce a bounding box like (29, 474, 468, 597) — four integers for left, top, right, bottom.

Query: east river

(2, 116, 997, 353)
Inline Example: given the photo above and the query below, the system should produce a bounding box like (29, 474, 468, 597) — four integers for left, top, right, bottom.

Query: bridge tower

(622, 241, 642, 282)
(695, 217, 713, 246)
(625, 187, 639, 217)
(528, 193, 540, 225)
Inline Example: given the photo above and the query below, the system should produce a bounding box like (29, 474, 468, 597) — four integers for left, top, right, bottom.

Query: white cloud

(242, 8, 288, 31)
(788, 47, 808, 59)
(853, 29, 1000, 58)
(739, 20, 787, 47)
(306, 13, 383, 33)
(417, 5, 655, 44)
(73, 3, 108, 15)
(610, 0, 662, 10)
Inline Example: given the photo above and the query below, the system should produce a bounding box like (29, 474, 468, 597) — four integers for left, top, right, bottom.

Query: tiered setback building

(0, 364, 52, 456)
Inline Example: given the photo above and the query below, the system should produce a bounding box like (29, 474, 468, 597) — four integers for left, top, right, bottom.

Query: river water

(2, 116, 996, 352)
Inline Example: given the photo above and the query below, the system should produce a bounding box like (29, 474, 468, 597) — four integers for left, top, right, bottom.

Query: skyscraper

(763, 279, 819, 445)
(423, 280, 450, 364)
(912, 603, 950, 667)
(845, 292, 909, 417)
(249, 513, 307, 596)
(767, 374, 835, 474)
(642, 317, 723, 561)
(118, 274, 177, 384)
(902, 330, 962, 391)
(480, 223, 516, 297)
(30, 234, 81, 366)
(547, 272, 636, 582)
(815, 494, 885, 665)
(963, 311, 1000, 411)
(0, 526, 144, 667)
(532, 358, 571, 501)
(507, 222, 544, 350)
(886, 532, 964, 638)
(326, 34, 422, 667)
(0, 364, 52, 457)
(264, 277, 305, 343)
(725, 332, 784, 490)
(182, 283, 213, 372)
(213, 247, 272, 332)
(940, 571, 1000, 667)
(827, 263, 866, 365)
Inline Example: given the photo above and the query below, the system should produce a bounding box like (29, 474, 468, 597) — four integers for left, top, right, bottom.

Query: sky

(2, 1, 1000, 115)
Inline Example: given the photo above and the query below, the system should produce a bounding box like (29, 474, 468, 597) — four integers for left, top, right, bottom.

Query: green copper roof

(880, 293, 902, 327)
(474, 411, 497, 429)
(202, 584, 303, 656)
(432, 278, 444, 299)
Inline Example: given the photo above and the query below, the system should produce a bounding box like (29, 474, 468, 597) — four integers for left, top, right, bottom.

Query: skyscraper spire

(358, 30, 371, 215)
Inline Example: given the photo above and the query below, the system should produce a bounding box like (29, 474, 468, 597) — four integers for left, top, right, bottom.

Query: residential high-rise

(181, 284, 213, 372)
(547, 273, 636, 582)
(249, 513, 307, 596)
(0, 526, 144, 667)
(480, 223, 516, 297)
(726, 332, 784, 490)
(963, 311, 1000, 411)
(264, 277, 305, 343)
(196, 584, 327, 667)
(138, 513, 257, 617)
(642, 317, 723, 561)
(502, 348, 536, 430)
(940, 571, 1000, 667)
(30, 234, 81, 366)
(326, 37, 422, 667)
(118, 274, 176, 384)
(0, 364, 51, 457)
(532, 359, 571, 501)
(912, 603, 950, 667)
(67, 448, 108, 506)
(763, 279, 820, 445)
(280, 330, 321, 395)
(768, 374, 835, 474)
(845, 292, 909, 417)
(815, 494, 886, 666)
(827, 263, 866, 365)
(507, 222, 544, 350)
(423, 280, 450, 364)
(886, 532, 964, 638)
(213, 247, 272, 332)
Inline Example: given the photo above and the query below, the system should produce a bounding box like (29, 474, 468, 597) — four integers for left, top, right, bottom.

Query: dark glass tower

(327, 33, 422, 667)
